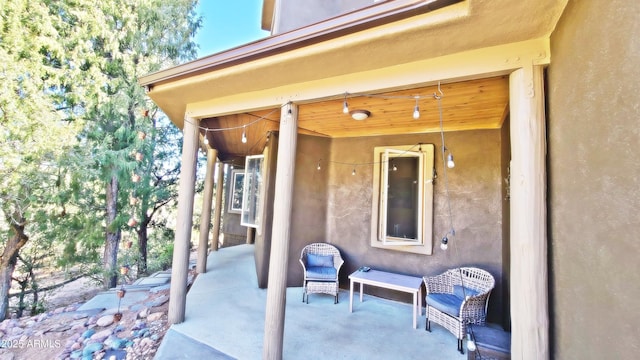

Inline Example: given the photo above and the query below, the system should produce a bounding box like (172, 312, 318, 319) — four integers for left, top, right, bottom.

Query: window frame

(370, 144, 434, 254)
(241, 154, 265, 228)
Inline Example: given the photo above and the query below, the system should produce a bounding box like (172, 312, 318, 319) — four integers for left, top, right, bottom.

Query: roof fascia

(139, 0, 461, 88)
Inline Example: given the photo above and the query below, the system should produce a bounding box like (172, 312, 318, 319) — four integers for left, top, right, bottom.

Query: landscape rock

(145, 294, 168, 308)
(90, 328, 113, 342)
(82, 328, 96, 339)
(147, 312, 164, 322)
(82, 341, 103, 356)
(96, 315, 114, 327)
(137, 307, 149, 319)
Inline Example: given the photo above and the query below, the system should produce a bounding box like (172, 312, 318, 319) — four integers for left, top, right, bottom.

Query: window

(371, 144, 434, 254)
(241, 155, 264, 228)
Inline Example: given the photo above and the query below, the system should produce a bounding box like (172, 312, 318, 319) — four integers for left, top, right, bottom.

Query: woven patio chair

(299, 243, 344, 304)
(423, 267, 495, 354)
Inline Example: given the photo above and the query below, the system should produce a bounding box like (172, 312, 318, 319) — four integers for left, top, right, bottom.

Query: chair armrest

(299, 258, 307, 271)
(459, 291, 491, 322)
(334, 258, 345, 274)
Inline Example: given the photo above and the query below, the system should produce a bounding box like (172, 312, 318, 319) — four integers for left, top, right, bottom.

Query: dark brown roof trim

(139, 0, 461, 88)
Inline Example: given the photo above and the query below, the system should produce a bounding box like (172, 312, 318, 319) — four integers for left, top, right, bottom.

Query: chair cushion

(426, 293, 463, 317)
(453, 285, 479, 299)
(306, 266, 337, 280)
(307, 253, 334, 268)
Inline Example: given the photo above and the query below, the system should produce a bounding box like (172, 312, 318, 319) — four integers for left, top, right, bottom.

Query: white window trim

(241, 154, 265, 228)
(370, 144, 434, 255)
(380, 148, 424, 246)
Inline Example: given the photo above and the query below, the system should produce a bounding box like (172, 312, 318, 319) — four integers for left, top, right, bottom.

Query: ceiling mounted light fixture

(350, 109, 371, 121)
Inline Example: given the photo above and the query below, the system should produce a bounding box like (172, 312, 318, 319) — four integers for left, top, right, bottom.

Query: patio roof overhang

(138, 0, 567, 161)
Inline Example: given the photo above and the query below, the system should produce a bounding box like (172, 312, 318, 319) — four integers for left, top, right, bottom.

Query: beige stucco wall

(548, 0, 640, 358)
(282, 128, 508, 323)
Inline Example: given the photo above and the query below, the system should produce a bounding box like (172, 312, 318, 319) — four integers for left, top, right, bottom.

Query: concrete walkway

(155, 244, 466, 360)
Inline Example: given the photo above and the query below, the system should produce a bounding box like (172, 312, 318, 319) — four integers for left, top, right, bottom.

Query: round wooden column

(168, 116, 200, 325)
(263, 103, 298, 360)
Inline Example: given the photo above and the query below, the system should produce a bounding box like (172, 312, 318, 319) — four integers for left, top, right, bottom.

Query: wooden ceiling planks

(202, 76, 509, 160)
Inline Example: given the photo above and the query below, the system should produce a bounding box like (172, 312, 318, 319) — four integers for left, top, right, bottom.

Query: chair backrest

(447, 267, 495, 294)
(300, 243, 344, 270)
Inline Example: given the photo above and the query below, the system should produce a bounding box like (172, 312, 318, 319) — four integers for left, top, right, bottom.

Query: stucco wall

(285, 134, 332, 286)
(548, 0, 640, 359)
(284, 129, 508, 323)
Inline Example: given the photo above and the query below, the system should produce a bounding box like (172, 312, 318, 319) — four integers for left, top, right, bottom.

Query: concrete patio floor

(155, 244, 467, 360)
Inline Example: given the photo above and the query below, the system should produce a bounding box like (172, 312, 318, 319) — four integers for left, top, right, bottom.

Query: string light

(392, 162, 398, 171)
(342, 93, 349, 114)
(413, 97, 420, 120)
(241, 125, 247, 143)
(467, 333, 477, 352)
(317, 161, 321, 171)
(352, 168, 356, 176)
(286, 107, 293, 121)
(203, 129, 209, 145)
(440, 236, 449, 250)
(447, 153, 455, 168)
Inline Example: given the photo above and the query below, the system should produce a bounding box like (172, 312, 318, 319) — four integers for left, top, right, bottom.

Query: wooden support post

(246, 226, 255, 244)
(210, 162, 224, 252)
(196, 148, 218, 273)
(509, 66, 548, 360)
(263, 103, 297, 360)
(168, 116, 200, 325)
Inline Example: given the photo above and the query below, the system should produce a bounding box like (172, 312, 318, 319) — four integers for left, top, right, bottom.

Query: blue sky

(195, 0, 270, 57)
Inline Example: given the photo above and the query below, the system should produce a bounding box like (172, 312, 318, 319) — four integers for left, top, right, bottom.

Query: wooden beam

(263, 103, 298, 360)
(210, 162, 224, 252)
(196, 148, 218, 273)
(168, 116, 200, 325)
(509, 65, 548, 359)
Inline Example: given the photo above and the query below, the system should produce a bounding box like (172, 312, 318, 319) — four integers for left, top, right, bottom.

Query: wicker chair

(423, 267, 495, 354)
(299, 243, 344, 304)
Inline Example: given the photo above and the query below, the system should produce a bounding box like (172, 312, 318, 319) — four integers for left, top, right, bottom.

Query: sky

(194, 0, 270, 57)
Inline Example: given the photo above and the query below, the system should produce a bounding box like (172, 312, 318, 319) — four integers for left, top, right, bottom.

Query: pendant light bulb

(286, 108, 293, 121)
(241, 126, 247, 144)
(467, 334, 477, 352)
(413, 98, 420, 120)
(352, 168, 356, 176)
(440, 236, 449, 251)
(343, 99, 349, 114)
(392, 162, 398, 171)
(447, 153, 455, 168)
(317, 161, 321, 171)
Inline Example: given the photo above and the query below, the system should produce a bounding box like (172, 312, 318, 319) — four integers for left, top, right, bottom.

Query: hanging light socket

(342, 93, 349, 114)
(350, 109, 371, 121)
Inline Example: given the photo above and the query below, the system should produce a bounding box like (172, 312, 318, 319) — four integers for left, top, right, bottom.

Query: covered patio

(155, 244, 466, 359)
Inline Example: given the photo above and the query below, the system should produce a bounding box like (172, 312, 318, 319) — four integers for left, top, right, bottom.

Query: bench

(349, 269, 423, 329)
